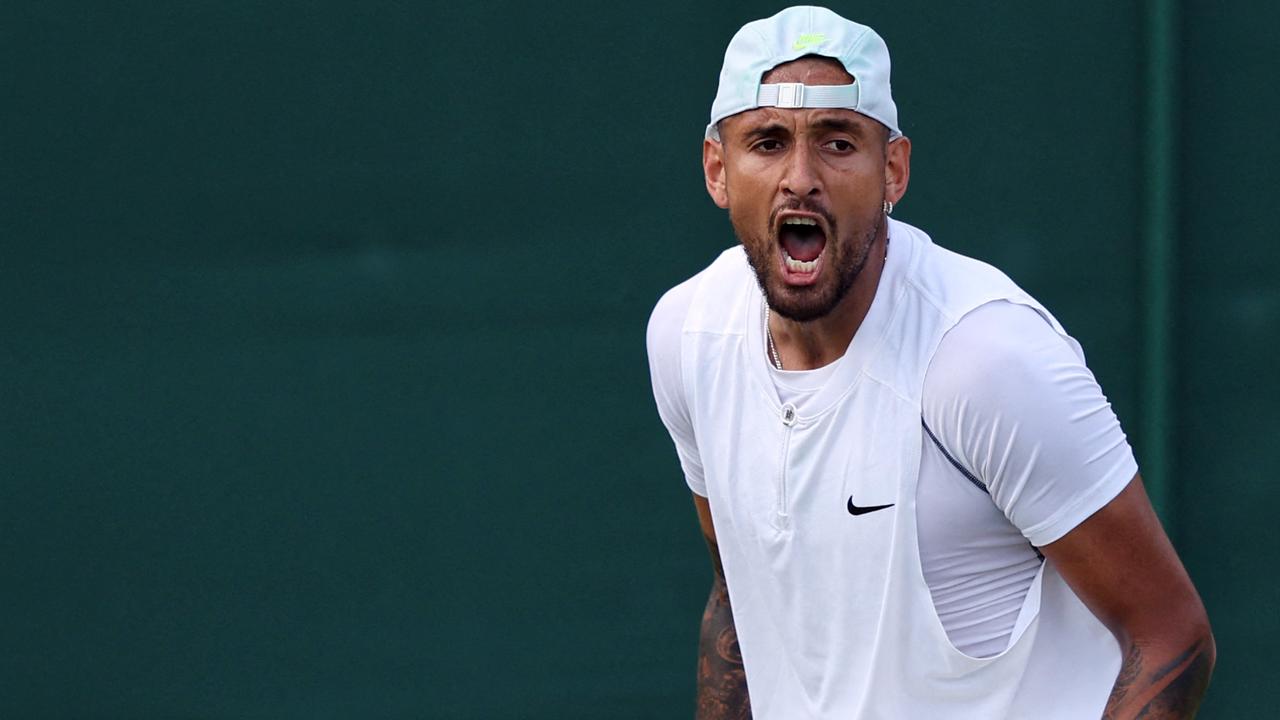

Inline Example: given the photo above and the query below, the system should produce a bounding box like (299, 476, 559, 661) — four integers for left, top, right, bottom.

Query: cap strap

(756, 82, 860, 110)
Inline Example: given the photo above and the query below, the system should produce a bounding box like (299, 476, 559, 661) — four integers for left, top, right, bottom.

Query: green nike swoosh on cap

(793, 32, 826, 50)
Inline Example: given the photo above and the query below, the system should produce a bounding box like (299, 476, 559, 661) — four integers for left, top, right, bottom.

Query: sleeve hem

(1023, 458, 1139, 547)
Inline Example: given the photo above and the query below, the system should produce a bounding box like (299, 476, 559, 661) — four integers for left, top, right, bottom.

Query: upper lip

(774, 210, 830, 238)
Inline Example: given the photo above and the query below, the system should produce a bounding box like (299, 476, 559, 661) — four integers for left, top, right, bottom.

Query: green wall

(3, 1, 1274, 717)
(1176, 2, 1280, 716)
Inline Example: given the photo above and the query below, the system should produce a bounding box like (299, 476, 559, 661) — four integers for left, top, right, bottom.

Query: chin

(744, 253, 848, 322)
(765, 284, 843, 322)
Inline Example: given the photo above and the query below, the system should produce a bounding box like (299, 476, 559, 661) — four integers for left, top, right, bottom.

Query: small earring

(883, 200, 894, 215)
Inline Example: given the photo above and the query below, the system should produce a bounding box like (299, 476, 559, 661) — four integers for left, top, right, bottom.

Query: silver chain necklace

(764, 304, 783, 370)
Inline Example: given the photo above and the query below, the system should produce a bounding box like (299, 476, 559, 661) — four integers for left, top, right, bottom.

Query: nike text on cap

(705, 5, 901, 142)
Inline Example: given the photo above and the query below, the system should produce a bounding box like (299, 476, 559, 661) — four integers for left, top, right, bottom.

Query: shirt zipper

(778, 402, 798, 525)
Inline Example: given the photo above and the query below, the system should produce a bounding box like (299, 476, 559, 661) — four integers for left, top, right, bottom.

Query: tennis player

(647, 6, 1214, 718)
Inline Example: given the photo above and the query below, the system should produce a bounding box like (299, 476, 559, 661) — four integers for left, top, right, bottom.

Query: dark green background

(3, 1, 1275, 717)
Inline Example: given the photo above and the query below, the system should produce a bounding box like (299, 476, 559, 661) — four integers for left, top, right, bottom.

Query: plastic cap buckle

(775, 83, 804, 108)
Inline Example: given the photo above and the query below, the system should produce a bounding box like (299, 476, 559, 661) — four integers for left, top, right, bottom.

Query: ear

(884, 136, 911, 205)
(703, 138, 730, 209)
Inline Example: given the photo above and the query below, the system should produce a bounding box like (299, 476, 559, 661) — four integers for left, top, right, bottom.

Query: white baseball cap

(706, 6, 901, 141)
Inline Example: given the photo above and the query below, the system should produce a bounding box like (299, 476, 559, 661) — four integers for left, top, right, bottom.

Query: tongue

(780, 226, 826, 263)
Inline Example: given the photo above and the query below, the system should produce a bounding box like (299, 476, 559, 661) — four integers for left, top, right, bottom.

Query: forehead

(721, 105, 876, 141)
(725, 106, 871, 133)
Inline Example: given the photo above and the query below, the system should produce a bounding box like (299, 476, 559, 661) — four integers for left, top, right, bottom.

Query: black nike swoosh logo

(847, 497, 894, 516)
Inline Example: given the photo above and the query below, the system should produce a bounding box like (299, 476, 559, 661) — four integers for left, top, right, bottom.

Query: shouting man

(647, 6, 1214, 719)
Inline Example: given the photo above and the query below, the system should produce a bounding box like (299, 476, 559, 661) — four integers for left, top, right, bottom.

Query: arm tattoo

(1103, 636, 1213, 719)
(1133, 643, 1214, 719)
(1106, 643, 1144, 710)
(697, 533, 751, 720)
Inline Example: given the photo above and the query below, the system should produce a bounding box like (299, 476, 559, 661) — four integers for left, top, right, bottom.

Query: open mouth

(777, 214, 827, 275)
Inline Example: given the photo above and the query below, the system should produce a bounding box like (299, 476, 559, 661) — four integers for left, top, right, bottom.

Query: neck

(769, 226, 889, 371)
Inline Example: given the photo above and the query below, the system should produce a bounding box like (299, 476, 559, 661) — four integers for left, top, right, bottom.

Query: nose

(780, 145, 822, 198)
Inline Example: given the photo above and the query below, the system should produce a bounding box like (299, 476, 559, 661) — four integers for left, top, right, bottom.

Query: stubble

(735, 203, 882, 322)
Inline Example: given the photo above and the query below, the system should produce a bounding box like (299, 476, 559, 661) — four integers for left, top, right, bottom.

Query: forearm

(696, 574, 751, 720)
(1102, 633, 1215, 719)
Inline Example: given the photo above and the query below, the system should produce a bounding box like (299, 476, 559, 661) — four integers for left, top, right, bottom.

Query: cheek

(725, 168, 774, 215)
(831, 156, 886, 190)
(830, 171, 885, 210)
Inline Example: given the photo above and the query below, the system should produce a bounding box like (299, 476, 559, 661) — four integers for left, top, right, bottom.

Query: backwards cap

(706, 6, 901, 141)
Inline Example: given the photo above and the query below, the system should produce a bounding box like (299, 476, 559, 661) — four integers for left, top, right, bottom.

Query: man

(646, 6, 1214, 719)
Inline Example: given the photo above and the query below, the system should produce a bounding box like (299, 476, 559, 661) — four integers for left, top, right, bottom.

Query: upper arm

(1041, 474, 1212, 646)
(922, 301, 1138, 546)
(693, 492, 725, 579)
(650, 281, 721, 579)
(923, 302, 1211, 644)
(647, 281, 706, 495)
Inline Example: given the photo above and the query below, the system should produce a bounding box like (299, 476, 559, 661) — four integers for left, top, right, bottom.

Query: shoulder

(647, 275, 698, 353)
(646, 246, 753, 352)
(647, 246, 749, 401)
(894, 220, 1033, 324)
(922, 301, 1085, 436)
(925, 301, 1078, 395)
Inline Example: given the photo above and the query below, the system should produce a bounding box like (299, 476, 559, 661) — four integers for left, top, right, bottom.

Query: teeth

(783, 250, 818, 272)
(782, 217, 818, 226)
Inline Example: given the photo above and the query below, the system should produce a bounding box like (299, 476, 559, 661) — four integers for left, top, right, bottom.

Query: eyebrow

(739, 116, 866, 142)
(809, 116, 865, 136)
(742, 122, 789, 142)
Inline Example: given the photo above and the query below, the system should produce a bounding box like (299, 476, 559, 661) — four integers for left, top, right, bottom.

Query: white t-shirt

(650, 224, 1131, 717)
(649, 292, 1137, 658)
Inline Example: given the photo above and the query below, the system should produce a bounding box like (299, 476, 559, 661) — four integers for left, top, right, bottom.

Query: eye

(752, 139, 784, 153)
(824, 139, 855, 152)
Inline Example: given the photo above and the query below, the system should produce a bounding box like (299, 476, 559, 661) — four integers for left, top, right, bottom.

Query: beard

(734, 202, 883, 322)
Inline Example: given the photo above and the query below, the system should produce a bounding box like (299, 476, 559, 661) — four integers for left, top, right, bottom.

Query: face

(703, 57, 910, 322)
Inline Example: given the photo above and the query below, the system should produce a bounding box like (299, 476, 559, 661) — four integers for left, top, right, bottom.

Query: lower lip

(778, 250, 823, 286)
